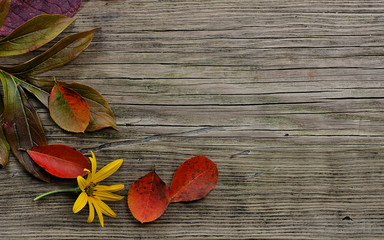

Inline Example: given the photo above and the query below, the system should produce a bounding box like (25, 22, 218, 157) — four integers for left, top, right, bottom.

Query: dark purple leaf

(0, 0, 11, 29)
(0, 0, 82, 36)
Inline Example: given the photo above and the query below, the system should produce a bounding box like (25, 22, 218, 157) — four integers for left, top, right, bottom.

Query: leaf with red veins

(169, 155, 218, 203)
(128, 171, 169, 223)
(0, 0, 82, 36)
(28, 144, 90, 178)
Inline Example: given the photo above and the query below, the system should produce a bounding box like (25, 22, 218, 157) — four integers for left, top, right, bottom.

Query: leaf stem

(34, 187, 81, 201)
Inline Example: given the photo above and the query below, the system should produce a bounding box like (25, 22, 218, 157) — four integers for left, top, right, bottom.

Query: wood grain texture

(1, 0, 384, 239)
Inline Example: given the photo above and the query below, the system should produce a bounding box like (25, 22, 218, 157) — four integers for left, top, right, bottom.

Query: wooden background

(1, 0, 384, 239)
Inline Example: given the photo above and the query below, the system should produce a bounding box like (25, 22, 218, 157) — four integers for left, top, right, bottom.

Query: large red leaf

(27, 144, 90, 178)
(49, 82, 90, 133)
(0, 0, 82, 36)
(128, 171, 169, 223)
(169, 155, 218, 203)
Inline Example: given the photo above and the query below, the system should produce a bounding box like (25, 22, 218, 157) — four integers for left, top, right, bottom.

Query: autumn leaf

(24, 77, 56, 92)
(22, 78, 117, 131)
(0, 0, 82, 37)
(0, 0, 11, 29)
(0, 127, 10, 168)
(64, 82, 117, 132)
(27, 144, 90, 178)
(3, 28, 98, 75)
(49, 82, 90, 133)
(169, 155, 218, 203)
(128, 171, 169, 223)
(128, 156, 218, 223)
(0, 93, 10, 168)
(0, 71, 49, 182)
(14, 77, 50, 108)
(20, 85, 47, 152)
(0, 15, 74, 57)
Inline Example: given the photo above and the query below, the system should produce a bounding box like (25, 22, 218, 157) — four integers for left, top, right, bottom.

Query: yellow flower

(72, 151, 124, 227)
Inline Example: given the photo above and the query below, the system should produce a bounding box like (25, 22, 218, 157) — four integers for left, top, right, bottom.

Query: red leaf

(169, 155, 218, 203)
(49, 82, 90, 133)
(0, 0, 82, 36)
(128, 171, 169, 223)
(27, 144, 90, 178)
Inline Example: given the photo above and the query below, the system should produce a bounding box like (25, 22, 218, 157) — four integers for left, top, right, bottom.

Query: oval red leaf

(49, 82, 90, 133)
(27, 144, 90, 178)
(128, 171, 169, 223)
(169, 155, 218, 203)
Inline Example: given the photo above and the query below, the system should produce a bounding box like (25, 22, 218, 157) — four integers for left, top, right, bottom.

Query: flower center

(85, 183, 96, 196)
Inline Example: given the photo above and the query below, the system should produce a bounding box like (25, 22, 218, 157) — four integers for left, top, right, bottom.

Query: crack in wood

(79, 126, 219, 153)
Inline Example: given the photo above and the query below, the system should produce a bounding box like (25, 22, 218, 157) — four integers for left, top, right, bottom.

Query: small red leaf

(169, 155, 218, 203)
(128, 171, 169, 223)
(27, 144, 90, 178)
(49, 82, 90, 133)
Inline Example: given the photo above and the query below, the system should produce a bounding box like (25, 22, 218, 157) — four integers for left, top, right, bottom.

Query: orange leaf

(128, 171, 169, 223)
(169, 155, 218, 203)
(49, 82, 90, 132)
(27, 144, 90, 178)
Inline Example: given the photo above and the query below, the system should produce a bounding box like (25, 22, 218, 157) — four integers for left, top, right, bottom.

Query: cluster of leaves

(128, 156, 219, 223)
(28, 146, 218, 224)
(0, 0, 116, 182)
(2, 0, 220, 226)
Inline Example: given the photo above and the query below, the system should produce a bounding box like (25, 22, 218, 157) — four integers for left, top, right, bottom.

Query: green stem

(34, 187, 81, 201)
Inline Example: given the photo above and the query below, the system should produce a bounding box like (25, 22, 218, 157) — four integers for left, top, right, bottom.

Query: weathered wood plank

(1, 0, 384, 239)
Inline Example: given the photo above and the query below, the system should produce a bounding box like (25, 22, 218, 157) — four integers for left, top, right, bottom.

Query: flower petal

(94, 184, 125, 193)
(87, 198, 95, 223)
(93, 197, 117, 217)
(85, 169, 93, 183)
(94, 191, 124, 201)
(92, 197, 104, 227)
(93, 159, 123, 183)
(77, 176, 88, 191)
(73, 192, 88, 213)
(89, 151, 97, 174)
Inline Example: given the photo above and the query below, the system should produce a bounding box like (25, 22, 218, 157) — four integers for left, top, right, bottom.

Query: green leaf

(49, 81, 90, 133)
(24, 77, 55, 92)
(0, 94, 10, 168)
(4, 28, 98, 76)
(0, 71, 49, 182)
(25, 78, 117, 131)
(64, 82, 117, 132)
(19, 86, 48, 147)
(0, 0, 11, 29)
(0, 14, 74, 57)
(14, 77, 50, 108)
(0, 125, 10, 168)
